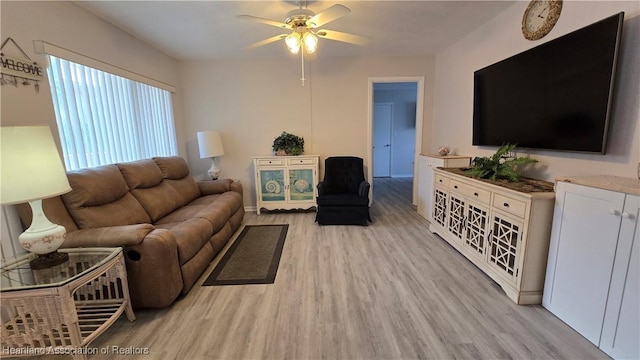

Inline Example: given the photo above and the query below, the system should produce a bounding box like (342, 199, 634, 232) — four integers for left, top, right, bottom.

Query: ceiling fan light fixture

(302, 32, 318, 54)
(285, 32, 301, 54)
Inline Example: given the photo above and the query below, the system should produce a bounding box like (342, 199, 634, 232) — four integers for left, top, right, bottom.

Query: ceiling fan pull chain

(300, 49, 306, 86)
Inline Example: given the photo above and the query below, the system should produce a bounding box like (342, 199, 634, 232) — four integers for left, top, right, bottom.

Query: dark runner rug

(202, 224, 288, 286)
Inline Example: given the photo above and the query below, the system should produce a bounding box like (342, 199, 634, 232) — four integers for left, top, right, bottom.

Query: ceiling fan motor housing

(285, 8, 316, 28)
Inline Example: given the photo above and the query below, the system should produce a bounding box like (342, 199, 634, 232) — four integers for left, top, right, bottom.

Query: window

(46, 55, 178, 171)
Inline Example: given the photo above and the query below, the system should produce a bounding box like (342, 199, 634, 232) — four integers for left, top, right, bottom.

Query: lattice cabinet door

(487, 212, 523, 282)
(432, 187, 449, 227)
(464, 203, 489, 258)
(447, 194, 466, 241)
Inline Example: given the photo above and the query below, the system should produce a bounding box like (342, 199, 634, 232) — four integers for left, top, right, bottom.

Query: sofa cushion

(63, 165, 151, 228)
(190, 192, 243, 214)
(156, 203, 226, 234)
(131, 183, 185, 223)
(154, 157, 200, 206)
(118, 159, 184, 222)
(154, 218, 213, 265)
(316, 194, 369, 206)
(154, 156, 190, 179)
(156, 191, 242, 233)
(118, 159, 164, 188)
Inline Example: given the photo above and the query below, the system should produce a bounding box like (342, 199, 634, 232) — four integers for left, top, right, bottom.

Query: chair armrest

(359, 181, 370, 197)
(62, 224, 155, 248)
(317, 181, 327, 196)
(198, 179, 235, 195)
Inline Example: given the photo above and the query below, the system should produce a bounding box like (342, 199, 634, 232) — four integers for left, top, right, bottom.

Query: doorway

(368, 78, 424, 206)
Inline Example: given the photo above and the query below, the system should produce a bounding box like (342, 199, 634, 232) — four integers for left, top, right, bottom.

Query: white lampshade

(197, 130, 225, 159)
(1, 126, 71, 205)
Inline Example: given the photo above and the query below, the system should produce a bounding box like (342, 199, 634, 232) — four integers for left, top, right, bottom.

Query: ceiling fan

(237, 2, 368, 85)
(237, 3, 369, 55)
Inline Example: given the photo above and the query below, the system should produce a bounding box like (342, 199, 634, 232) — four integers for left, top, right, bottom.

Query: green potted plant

(272, 131, 304, 156)
(465, 143, 537, 182)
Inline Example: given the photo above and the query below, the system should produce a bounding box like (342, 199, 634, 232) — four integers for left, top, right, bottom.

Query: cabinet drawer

(450, 179, 491, 205)
(434, 174, 450, 187)
(257, 159, 284, 166)
(494, 193, 527, 217)
(287, 158, 316, 166)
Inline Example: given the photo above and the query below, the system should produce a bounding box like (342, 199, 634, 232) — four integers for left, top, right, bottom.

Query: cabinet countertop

(556, 175, 640, 196)
(253, 155, 319, 158)
(438, 167, 555, 195)
(420, 154, 470, 159)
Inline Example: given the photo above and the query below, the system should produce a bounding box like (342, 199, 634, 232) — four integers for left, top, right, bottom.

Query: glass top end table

(1, 247, 135, 360)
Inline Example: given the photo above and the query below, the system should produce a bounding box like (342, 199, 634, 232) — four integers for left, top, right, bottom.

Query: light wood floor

(23, 178, 608, 359)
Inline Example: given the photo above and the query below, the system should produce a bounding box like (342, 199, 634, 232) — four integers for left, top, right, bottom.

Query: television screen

(472, 12, 624, 153)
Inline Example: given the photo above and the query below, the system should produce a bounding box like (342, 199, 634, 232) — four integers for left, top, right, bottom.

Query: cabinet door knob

(608, 209, 620, 216)
(503, 202, 510, 208)
(454, 185, 458, 189)
(473, 192, 479, 197)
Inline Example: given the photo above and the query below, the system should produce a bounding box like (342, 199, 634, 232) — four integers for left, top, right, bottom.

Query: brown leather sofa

(17, 156, 244, 308)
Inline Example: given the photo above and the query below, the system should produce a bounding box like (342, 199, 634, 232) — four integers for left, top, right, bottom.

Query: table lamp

(197, 130, 225, 180)
(1, 126, 72, 269)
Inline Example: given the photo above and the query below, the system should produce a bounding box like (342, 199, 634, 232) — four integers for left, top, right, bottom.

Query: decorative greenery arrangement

(272, 131, 304, 155)
(465, 144, 537, 182)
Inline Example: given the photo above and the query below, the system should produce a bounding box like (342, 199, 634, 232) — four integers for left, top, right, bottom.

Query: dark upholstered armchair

(315, 156, 371, 226)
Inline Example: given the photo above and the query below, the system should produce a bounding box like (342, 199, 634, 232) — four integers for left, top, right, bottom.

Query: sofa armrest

(229, 180, 243, 196)
(66, 226, 183, 308)
(124, 228, 183, 308)
(198, 178, 233, 195)
(63, 224, 155, 248)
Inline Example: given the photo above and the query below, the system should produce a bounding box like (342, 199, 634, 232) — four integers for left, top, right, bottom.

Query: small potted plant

(272, 131, 304, 156)
(465, 143, 537, 182)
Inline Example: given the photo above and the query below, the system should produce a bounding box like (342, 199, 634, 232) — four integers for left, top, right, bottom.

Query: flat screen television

(472, 12, 624, 153)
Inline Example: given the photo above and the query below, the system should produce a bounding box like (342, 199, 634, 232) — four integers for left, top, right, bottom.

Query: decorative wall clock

(522, 0, 563, 40)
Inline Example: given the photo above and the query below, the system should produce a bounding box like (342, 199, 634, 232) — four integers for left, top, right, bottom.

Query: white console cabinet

(416, 154, 470, 220)
(429, 168, 555, 304)
(253, 155, 319, 215)
(543, 176, 639, 360)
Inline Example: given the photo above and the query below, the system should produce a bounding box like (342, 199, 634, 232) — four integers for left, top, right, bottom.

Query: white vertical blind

(46, 55, 178, 171)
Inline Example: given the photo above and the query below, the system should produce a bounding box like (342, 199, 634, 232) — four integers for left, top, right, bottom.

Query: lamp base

(30, 251, 69, 270)
(208, 157, 221, 180)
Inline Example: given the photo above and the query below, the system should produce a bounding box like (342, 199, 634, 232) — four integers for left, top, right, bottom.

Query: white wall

(179, 55, 435, 206)
(432, 1, 640, 181)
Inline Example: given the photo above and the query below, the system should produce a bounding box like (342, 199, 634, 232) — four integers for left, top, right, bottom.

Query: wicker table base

(1, 248, 135, 360)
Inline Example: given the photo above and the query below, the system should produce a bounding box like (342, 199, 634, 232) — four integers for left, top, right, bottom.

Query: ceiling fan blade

(245, 34, 288, 49)
(236, 15, 290, 29)
(306, 4, 350, 28)
(317, 30, 369, 46)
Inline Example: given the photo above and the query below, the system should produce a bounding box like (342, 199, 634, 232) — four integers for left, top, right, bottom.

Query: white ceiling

(76, 1, 516, 61)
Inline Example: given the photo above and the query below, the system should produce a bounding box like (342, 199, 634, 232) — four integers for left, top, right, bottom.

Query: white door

(600, 194, 640, 359)
(543, 182, 626, 345)
(373, 103, 392, 177)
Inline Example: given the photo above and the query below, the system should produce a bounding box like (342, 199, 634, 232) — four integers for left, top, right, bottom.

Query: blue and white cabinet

(253, 155, 319, 215)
